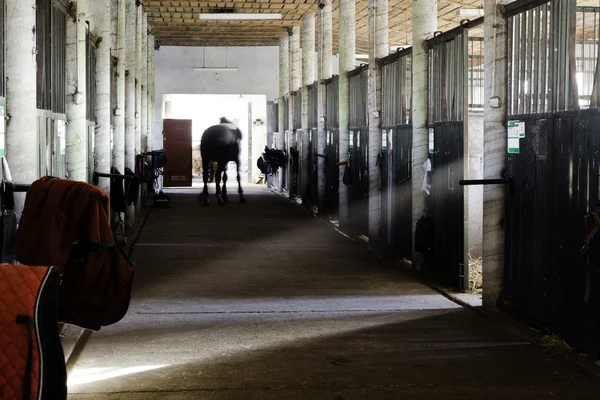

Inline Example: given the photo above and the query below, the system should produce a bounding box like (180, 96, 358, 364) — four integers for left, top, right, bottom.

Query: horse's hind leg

(222, 165, 230, 203)
(201, 157, 210, 205)
(215, 163, 225, 205)
(236, 160, 246, 203)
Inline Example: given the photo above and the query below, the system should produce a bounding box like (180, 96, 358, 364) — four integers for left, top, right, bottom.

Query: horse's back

(200, 124, 240, 162)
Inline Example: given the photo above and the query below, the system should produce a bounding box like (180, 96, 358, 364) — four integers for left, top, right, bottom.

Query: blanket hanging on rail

(13, 177, 135, 331)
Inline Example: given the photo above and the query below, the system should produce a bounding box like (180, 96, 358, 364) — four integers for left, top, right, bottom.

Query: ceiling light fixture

(458, 8, 484, 17)
(198, 13, 282, 20)
(192, 46, 239, 72)
(192, 67, 239, 72)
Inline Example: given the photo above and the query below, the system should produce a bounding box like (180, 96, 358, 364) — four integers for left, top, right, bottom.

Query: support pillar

(338, 0, 356, 227)
(483, 0, 508, 307)
(141, 13, 148, 153)
(278, 36, 290, 192)
(135, 4, 142, 156)
(367, 0, 388, 242)
(289, 26, 301, 198)
(148, 34, 155, 150)
(91, 1, 112, 195)
(6, 0, 37, 214)
(135, 3, 143, 214)
(113, 0, 126, 177)
(301, 14, 316, 204)
(411, 0, 437, 262)
(125, 0, 136, 229)
(66, 2, 87, 182)
(317, 0, 333, 215)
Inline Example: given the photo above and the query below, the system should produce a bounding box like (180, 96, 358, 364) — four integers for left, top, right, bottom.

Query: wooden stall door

(163, 119, 192, 187)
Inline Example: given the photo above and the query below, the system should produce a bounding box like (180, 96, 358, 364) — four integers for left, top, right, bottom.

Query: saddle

(0, 264, 67, 400)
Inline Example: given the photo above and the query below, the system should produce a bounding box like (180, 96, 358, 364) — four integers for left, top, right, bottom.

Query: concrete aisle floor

(68, 186, 600, 399)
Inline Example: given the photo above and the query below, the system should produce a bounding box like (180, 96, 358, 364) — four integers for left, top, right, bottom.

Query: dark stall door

(163, 119, 192, 187)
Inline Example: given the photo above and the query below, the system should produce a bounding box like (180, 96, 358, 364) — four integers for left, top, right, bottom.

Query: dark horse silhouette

(200, 117, 246, 205)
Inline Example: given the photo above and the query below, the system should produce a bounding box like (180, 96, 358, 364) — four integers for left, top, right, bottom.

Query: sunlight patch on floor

(68, 365, 168, 386)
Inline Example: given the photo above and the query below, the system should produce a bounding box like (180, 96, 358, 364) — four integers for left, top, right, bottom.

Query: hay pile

(192, 148, 202, 174)
(539, 334, 574, 352)
(468, 254, 483, 293)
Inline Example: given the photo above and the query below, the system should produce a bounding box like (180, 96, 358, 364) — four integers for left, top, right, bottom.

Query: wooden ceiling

(145, 0, 485, 53)
(146, 1, 600, 53)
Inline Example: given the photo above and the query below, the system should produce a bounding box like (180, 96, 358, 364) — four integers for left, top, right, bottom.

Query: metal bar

(469, 39, 473, 110)
(427, 19, 482, 48)
(556, 0, 566, 110)
(442, 42, 448, 121)
(583, 9, 587, 105)
(94, 172, 134, 179)
(519, 11, 527, 115)
(559, 0, 568, 110)
(508, 16, 514, 114)
(549, 1, 556, 112)
(377, 46, 412, 67)
(399, 56, 406, 123)
(322, 75, 338, 85)
(449, 40, 455, 121)
(461, 32, 466, 119)
(514, 13, 522, 114)
(533, 6, 541, 113)
(526, 8, 534, 114)
(503, 0, 552, 18)
(540, 3, 549, 112)
(458, 34, 463, 120)
(459, 179, 511, 185)
(428, 49, 433, 122)
(435, 46, 440, 122)
(12, 184, 32, 192)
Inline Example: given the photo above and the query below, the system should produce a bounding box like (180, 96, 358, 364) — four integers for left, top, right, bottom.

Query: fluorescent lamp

(199, 13, 282, 20)
(355, 54, 369, 59)
(192, 67, 239, 72)
(458, 8, 484, 17)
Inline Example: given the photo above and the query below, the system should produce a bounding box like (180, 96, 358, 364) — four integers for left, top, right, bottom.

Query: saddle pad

(0, 264, 66, 400)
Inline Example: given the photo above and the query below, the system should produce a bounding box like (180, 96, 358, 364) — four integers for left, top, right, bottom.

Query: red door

(163, 119, 192, 187)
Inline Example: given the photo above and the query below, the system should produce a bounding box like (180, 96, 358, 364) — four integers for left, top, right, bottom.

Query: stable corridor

(67, 187, 600, 399)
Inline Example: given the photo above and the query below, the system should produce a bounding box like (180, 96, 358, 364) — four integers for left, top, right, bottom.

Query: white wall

(154, 46, 279, 150)
(468, 111, 484, 258)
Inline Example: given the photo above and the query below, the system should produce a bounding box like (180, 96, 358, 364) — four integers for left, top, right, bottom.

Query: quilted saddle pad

(0, 264, 66, 400)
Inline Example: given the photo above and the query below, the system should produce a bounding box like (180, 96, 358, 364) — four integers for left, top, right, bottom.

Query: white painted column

(367, 0, 388, 242)
(278, 36, 290, 192)
(483, 0, 508, 307)
(317, 0, 333, 214)
(141, 14, 148, 153)
(148, 34, 155, 150)
(125, 0, 137, 229)
(301, 14, 316, 203)
(91, 1, 112, 195)
(411, 0, 437, 261)
(66, 2, 88, 182)
(289, 26, 301, 197)
(113, 0, 126, 177)
(290, 27, 302, 94)
(6, 0, 37, 214)
(135, 4, 143, 214)
(338, 0, 356, 227)
(135, 4, 142, 156)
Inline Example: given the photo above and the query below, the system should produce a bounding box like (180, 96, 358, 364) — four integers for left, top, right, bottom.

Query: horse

(200, 117, 246, 205)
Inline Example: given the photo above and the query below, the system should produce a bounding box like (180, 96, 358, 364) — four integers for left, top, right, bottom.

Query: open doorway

(160, 94, 268, 187)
